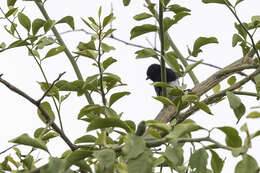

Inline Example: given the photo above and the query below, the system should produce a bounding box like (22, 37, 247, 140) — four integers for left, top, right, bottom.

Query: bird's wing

(154, 86, 162, 96)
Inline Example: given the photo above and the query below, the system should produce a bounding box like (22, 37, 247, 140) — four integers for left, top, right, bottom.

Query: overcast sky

(0, 0, 259, 172)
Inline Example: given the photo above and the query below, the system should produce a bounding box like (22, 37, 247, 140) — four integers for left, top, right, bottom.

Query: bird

(146, 64, 180, 97)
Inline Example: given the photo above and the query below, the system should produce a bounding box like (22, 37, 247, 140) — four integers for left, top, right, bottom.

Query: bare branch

(0, 76, 78, 151)
(0, 144, 18, 155)
(37, 72, 66, 103)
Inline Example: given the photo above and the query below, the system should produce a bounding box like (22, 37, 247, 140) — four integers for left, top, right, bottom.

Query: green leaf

(193, 101, 213, 115)
(5, 8, 17, 18)
(103, 57, 117, 70)
(182, 94, 199, 102)
(254, 74, 260, 96)
(189, 148, 208, 173)
(227, 76, 237, 86)
(168, 4, 191, 14)
(163, 17, 175, 32)
(44, 19, 56, 33)
(73, 49, 97, 60)
(213, 84, 221, 93)
(93, 149, 116, 173)
(218, 126, 242, 147)
(235, 0, 245, 6)
(166, 119, 202, 139)
(192, 37, 218, 57)
(163, 146, 184, 168)
(133, 12, 152, 21)
(184, 59, 203, 74)
(202, 0, 232, 5)
(146, 121, 171, 133)
(78, 104, 102, 119)
(65, 149, 92, 169)
(232, 34, 244, 47)
(135, 48, 158, 59)
(56, 16, 75, 30)
(87, 117, 133, 133)
(210, 150, 224, 173)
(8, 40, 30, 49)
(235, 154, 259, 173)
(32, 18, 46, 35)
(41, 132, 59, 141)
(103, 28, 116, 38)
(75, 135, 97, 144)
(38, 82, 59, 100)
(101, 43, 115, 52)
(164, 52, 182, 76)
(44, 46, 65, 59)
(226, 91, 246, 122)
(123, 0, 130, 6)
(252, 15, 260, 23)
(37, 101, 55, 124)
(153, 96, 175, 106)
(102, 13, 115, 28)
(135, 121, 146, 136)
(109, 91, 130, 107)
(173, 12, 190, 24)
(130, 24, 157, 39)
(127, 150, 153, 173)
(18, 12, 31, 32)
(55, 80, 84, 92)
(247, 111, 260, 118)
(9, 133, 48, 152)
(122, 134, 146, 160)
(77, 40, 96, 51)
(235, 23, 248, 40)
(7, 0, 17, 6)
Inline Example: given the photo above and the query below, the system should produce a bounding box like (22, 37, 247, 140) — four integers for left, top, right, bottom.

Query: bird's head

(146, 64, 161, 82)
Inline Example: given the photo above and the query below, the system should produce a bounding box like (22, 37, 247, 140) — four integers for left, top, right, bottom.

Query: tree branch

(176, 67, 260, 123)
(0, 144, 18, 155)
(37, 72, 66, 103)
(154, 49, 257, 123)
(0, 76, 78, 151)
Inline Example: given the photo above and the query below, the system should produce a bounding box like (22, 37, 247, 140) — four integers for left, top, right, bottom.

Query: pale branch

(155, 49, 257, 123)
(34, 1, 94, 105)
(176, 67, 260, 123)
(0, 144, 18, 155)
(0, 76, 78, 151)
(37, 72, 66, 103)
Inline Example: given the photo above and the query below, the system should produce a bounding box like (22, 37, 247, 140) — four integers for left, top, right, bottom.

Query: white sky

(0, 0, 259, 172)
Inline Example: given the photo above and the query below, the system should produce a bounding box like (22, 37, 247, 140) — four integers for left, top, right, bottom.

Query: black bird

(146, 64, 179, 96)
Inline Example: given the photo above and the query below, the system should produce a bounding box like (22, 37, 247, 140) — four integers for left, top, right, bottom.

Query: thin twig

(0, 144, 18, 155)
(0, 76, 78, 151)
(37, 72, 66, 103)
(223, 0, 260, 60)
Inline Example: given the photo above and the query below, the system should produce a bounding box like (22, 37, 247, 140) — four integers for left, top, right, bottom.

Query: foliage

(0, 0, 260, 173)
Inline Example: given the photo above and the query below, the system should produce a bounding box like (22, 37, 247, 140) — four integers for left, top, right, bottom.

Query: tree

(0, 0, 260, 172)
